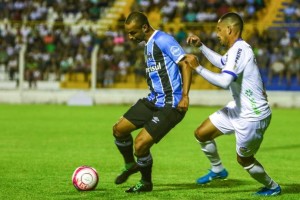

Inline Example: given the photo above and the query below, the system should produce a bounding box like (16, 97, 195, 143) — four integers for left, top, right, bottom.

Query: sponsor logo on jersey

(170, 46, 181, 56)
(235, 48, 242, 64)
(245, 89, 261, 115)
(146, 62, 162, 73)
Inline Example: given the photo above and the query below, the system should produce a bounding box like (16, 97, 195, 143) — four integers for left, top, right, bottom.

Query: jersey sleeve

(156, 33, 186, 64)
(200, 44, 224, 69)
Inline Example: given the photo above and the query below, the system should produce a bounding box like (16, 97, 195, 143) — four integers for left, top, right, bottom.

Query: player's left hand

(186, 35, 202, 47)
(177, 95, 189, 112)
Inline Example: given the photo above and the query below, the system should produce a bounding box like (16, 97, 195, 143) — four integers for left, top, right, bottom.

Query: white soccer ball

(72, 166, 99, 191)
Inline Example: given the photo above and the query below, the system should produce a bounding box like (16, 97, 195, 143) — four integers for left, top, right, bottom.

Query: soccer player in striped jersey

(113, 11, 194, 193)
(186, 12, 281, 196)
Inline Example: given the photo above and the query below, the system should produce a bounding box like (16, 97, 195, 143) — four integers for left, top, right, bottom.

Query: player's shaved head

(218, 12, 244, 35)
(124, 11, 154, 43)
(125, 11, 149, 27)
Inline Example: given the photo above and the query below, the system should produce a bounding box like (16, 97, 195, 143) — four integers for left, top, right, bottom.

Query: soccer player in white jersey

(186, 12, 281, 196)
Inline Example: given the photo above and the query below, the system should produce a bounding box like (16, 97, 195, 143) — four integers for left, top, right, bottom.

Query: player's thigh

(144, 107, 185, 143)
(123, 98, 154, 128)
(195, 118, 223, 142)
(113, 98, 153, 137)
(196, 107, 234, 141)
(113, 117, 137, 137)
(234, 115, 271, 157)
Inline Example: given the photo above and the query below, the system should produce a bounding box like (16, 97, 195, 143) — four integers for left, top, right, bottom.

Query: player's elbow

(218, 73, 234, 89)
(219, 81, 231, 89)
(182, 54, 198, 70)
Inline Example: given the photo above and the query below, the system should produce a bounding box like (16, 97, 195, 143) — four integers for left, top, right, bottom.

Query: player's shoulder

(154, 30, 175, 42)
(234, 39, 252, 50)
(153, 31, 181, 51)
(229, 39, 252, 54)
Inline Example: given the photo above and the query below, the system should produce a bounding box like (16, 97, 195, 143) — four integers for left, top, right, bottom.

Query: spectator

(59, 52, 73, 81)
(283, 2, 296, 23)
(0, 42, 9, 71)
(175, 27, 188, 44)
(184, 7, 197, 22)
(161, 1, 177, 23)
(117, 55, 130, 83)
(286, 40, 300, 86)
(25, 56, 39, 88)
(7, 53, 18, 81)
(267, 47, 285, 86)
(47, 56, 60, 81)
(279, 29, 291, 47)
(103, 65, 115, 87)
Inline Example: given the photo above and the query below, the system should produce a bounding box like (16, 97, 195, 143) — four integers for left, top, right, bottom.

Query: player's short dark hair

(220, 12, 244, 33)
(125, 11, 149, 27)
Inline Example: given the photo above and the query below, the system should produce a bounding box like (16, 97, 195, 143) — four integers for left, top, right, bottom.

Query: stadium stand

(0, 0, 299, 91)
(261, 0, 300, 90)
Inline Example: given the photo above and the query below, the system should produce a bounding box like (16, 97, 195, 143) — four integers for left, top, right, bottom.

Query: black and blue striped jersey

(144, 30, 186, 108)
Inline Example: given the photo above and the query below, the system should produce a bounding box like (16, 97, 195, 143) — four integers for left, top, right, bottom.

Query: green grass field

(0, 104, 299, 200)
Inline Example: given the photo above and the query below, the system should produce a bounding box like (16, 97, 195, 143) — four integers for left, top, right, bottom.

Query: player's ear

(227, 26, 232, 35)
(142, 24, 148, 33)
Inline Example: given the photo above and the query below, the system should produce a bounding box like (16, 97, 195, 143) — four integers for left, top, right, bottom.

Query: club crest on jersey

(170, 46, 181, 56)
(145, 52, 153, 62)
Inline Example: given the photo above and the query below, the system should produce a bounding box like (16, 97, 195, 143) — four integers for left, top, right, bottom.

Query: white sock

(199, 140, 224, 173)
(244, 160, 279, 189)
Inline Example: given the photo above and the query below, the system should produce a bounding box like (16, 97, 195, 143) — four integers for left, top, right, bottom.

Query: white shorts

(209, 107, 272, 157)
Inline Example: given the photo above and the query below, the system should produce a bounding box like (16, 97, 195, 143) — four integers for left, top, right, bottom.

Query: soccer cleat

(115, 163, 139, 185)
(125, 180, 153, 193)
(196, 169, 228, 184)
(255, 185, 281, 196)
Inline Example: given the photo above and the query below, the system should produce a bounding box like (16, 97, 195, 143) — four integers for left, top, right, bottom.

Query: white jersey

(202, 39, 271, 121)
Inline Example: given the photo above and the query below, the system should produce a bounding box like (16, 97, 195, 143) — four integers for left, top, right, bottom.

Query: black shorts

(123, 98, 186, 143)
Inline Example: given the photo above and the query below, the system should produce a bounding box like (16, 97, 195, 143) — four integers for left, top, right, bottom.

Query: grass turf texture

(0, 104, 299, 200)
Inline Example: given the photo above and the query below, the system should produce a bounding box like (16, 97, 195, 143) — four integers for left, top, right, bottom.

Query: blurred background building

(0, 0, 299, 91)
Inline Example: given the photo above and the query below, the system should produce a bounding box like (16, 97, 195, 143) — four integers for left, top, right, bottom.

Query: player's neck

(145, 28, 155, 42)
(228, 36, 242, 48)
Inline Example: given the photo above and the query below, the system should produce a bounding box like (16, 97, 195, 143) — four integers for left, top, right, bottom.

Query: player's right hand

(184, 54, 199, 70)
(186, 35, 202, 47)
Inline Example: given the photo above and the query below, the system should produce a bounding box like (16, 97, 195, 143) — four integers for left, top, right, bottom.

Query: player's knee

(237, 156, 244, 166)
(194, 127, 206, 142)
(236, 154, 255, 167)
(113, 124, 122, 138)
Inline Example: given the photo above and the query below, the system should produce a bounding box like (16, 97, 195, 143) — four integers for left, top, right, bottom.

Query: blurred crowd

(133, 0, 265, 23)
(283, 0, 300, 23)
(0, 0, 299, 89)
(0, 0, 113, 87)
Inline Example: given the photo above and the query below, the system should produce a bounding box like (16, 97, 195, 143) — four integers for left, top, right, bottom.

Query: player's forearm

(195, 66, 233, 89)
(200, 44, 224, 69)
(181, 63, 192, 96)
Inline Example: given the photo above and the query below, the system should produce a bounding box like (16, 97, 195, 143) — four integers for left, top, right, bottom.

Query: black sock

(137, 153, 153, 183)
(114, 134, 135, 164)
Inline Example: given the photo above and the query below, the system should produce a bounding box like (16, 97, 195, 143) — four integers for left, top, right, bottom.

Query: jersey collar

(146, 30, 158, 45)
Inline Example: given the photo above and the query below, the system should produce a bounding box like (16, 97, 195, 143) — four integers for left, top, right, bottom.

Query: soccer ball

(72, 166, 99, 191)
